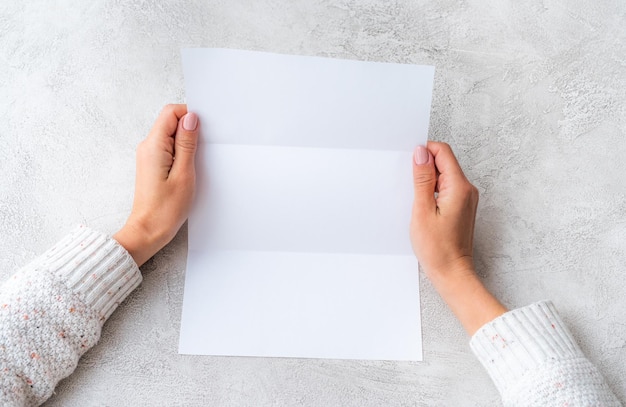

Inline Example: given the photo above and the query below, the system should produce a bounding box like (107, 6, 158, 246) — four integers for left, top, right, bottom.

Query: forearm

(427, 265, 507, 336)
(0, 227, 141, 406)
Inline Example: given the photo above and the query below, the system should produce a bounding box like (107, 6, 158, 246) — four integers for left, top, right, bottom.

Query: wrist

(424, 256, 477, 289)
(113, 220, 161, 267)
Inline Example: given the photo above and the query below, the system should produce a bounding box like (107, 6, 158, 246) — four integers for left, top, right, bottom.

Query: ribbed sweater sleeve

(470, 301, 622, 406)
(0, 226, 142, 406)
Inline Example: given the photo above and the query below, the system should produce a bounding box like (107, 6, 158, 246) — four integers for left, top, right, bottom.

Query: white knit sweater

(0, 227, 141, 406)
(0, 227, 621, 406)
(471, 302, 621, 406)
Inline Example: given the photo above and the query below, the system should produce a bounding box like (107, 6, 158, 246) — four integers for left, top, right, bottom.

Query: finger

(412, 145, 437, 214)
(170, 112, 199, 178)
(427, 141, 467, 181)
(428, 142, 478, 214)
(148, 104, 188, 141)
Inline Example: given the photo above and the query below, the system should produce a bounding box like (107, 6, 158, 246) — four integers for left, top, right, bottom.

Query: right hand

(410, 141, 479, 283)
(410, 141, 506, 335)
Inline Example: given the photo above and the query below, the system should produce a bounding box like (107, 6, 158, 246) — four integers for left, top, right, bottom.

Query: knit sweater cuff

(469, 301, 584, 395)
(38, 225, 142, 324)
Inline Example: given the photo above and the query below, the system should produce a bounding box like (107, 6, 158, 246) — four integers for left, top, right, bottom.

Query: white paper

(189, 144, 414, 255)
(179, 48, 434, 361)
(181, 251, 421, 360)
(181, 48, 434, 151)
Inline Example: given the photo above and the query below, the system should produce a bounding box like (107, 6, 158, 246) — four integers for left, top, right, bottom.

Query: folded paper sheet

(179, 48, 435, 361)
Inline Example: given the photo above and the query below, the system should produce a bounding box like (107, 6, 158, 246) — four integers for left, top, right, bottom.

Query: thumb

(171, 112, 199, 176)
(412, 145, 437, 213)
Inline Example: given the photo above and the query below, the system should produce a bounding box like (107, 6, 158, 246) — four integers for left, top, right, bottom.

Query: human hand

(113, 104, 199, 267)
(411, 142, 506, 335)
(411, 141, 479, 282)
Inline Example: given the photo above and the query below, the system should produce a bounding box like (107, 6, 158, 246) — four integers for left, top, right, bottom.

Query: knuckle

(176, 135, 197, 153)
(472, 185, 480, 204)
(459, 182, 474, 198)
(413, 172, 433, 187)
(466, 182, 478, 195)
(458, 182, 480, 206)
(136, 139, 156, 160)
(160, 104, 182, 119)
(162, 103, 177, 114)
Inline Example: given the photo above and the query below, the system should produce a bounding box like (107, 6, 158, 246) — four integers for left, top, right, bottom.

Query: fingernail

(182, 112, 198, 131)
(414, 145, 429, 165)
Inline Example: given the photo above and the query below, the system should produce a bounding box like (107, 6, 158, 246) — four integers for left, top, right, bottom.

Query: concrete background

(1, 0, 624, 405)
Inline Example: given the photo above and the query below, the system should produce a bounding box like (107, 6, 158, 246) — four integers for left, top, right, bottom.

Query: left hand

(114, 104, 199, 266)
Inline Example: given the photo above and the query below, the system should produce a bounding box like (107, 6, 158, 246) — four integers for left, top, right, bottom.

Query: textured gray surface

(1, 0, 624, 405)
